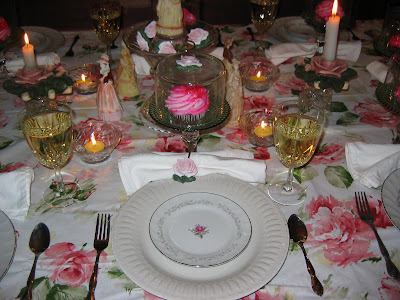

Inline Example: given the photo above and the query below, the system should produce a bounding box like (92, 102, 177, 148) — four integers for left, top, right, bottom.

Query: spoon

(21, 223, 51, 300)
(64, 35, 80, 57)
(288, 214, 324, 296)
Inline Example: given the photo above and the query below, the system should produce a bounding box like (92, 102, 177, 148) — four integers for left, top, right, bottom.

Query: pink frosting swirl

(0, 17, 11, 41)
(165, 85, 209, 116)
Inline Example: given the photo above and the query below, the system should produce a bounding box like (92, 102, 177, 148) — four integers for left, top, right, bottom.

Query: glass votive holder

(69, 64, 101, 94)
(299, 85, 333, 111)
(73, 121, 121, 164)
(240, 61, 280, 92)
(239, 108, 274, 147)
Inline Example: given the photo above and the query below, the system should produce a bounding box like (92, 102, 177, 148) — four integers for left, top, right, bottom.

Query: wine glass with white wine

(90, 0, 121, 63)
(249, 0, 279, 51)
(19, 100, 75, 207)
(268, 100, 326, 205)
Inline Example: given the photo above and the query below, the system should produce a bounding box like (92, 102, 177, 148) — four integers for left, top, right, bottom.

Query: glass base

(267, 179, 307, 206)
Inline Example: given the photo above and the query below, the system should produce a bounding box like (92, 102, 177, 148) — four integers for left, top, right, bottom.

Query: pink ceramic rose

(310, 56, 348, 78)
(0, 17, 11, 42)
(158, 41, 177, 54)
(137, 32, 149, 52)
(173, 158, 198, 177)
(315, 0, 345, 23)
(40, 242, 106, 287)
(144, 21, 156, 39)
(188, 28, 209, 45)
(305, 195, 375, 267)
(389, 34, 400, 48)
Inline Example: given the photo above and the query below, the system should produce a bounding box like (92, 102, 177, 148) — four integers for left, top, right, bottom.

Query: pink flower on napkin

(173, 158, 198, 177)
(315, 0, 345, 23)
(40, 242, 107, 287)
(389, 34, 400, 48)
(0, 17, 11, 41)
(310, 56, 348, 78)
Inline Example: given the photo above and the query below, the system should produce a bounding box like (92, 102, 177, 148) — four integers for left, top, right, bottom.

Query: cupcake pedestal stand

(140, 95, 230, 155)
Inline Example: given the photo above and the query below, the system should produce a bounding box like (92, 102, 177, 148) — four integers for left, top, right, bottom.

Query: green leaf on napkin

(0, 136, 13, 150)
(293, 165, 319, 183)
(324, 166, 353, 188)
(330, 101, 348, 112)
(336, 112, 359, 126)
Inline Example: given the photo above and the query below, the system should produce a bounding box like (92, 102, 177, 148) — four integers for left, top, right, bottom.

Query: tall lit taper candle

(22, 33, 37, 70)
(323, 0, 340, 61)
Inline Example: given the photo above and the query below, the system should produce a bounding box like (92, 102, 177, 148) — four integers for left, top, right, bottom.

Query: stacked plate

(112, 174, 289, 300)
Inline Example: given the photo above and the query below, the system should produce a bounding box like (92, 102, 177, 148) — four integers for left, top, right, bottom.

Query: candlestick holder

(240, 61, 280, 92)
(68, 64, 101, 94)
(73, 121, 121, 164)
(239, 108, 274, 147)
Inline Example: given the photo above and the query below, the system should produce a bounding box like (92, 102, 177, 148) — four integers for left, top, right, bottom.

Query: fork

(355, 192, 400, 281)
(86, 214, 111, 300)
(64, 35, 80, 57)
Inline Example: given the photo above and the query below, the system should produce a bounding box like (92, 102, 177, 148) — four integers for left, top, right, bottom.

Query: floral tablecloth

(0, 19, 400, 300)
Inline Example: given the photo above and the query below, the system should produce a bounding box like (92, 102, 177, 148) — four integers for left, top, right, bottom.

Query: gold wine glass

(249, 0, 279, 51)
(90, 0, 121, 63)
(19, 100, 75, 207)
(268, 100, 326, 205)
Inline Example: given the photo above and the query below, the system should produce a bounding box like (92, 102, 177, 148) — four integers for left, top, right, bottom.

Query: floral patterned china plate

(113, 174, 289, 300)
(381, 169, 400, 229)
(0, 210, 16, 282)
(149, 192, 252, 267)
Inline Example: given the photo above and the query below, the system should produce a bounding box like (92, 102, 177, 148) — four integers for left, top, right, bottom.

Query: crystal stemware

(90, 0, 121, 63)
(249, 0, 279, 51)
(268, 100, 326, 205)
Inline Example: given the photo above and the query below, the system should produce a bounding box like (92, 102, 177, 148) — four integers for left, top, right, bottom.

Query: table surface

(1, 18, 400, 300)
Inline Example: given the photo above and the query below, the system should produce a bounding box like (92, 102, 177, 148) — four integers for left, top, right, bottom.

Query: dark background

(0, 0, 391, 30)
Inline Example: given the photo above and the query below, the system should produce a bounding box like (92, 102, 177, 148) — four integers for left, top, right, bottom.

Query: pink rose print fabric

(40, 242, 107, 287)
(353, 99, 399, 130)
(150, 134, 186, 152)
(379, 276, 400, 300)
(310, 143, 345, 165)
(243, 95, 276, 111)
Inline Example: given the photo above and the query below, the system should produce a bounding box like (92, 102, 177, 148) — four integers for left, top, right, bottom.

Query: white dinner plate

(113, 174, 289, 300)
(0, 210, 17, 282)
(381, 169, 400, 230)
(149, 192, 252, 267)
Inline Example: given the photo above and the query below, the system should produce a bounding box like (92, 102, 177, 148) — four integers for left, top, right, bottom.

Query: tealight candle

(323, 0, 341, 61)
(251, 71, 266, 82)
(84, 133, 105, 152)
(22, 33, 37, 70)
(254, 120, 272, 137)
(73, 74, 98, 94)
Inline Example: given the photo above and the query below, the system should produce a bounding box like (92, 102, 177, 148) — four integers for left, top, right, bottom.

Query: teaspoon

(288, 214, 324, 296)
(21, 223, 51, 300)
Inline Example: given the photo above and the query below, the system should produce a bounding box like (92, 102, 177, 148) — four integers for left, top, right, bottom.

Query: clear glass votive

(299, 85, 333, 111)
(69, 64, 101, 94)
(73, 121, 121, 164)
(239, 108, 274, 147)
(240, 61, 280, 92)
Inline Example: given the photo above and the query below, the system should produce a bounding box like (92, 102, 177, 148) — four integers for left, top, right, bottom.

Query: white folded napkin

(265, 40, 362, 65)
(345, 142, 400, 188)
(119, 150, 267, 196)
(0, 167, 34, 220)
(366, 61, 388, 83)
(6, 52, 61, 73)
(132, 47, 225, 76)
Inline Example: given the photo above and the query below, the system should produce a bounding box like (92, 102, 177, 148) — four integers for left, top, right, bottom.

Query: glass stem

(283, 167, 294, 192)
(258, 30, 265, 51)
(54, 167, 65, 193)
(106, 44, 113, 64)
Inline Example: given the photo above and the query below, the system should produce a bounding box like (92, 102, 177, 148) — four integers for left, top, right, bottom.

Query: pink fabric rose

(188, 28, 209, 45)
(183, 8, 196, 26)
(136, 32, 149, 52)
(158, 41, 176, 54)
(173, 158, 198, 177)
(305, 195, 375, 267)
(40, 242, 106, 287)
(309, 56, 348, 78)
(315, 0, 345, 23)
(389, 34, 400, 48)
(144, 21, 156, 39)
(0, 17, 11, 41)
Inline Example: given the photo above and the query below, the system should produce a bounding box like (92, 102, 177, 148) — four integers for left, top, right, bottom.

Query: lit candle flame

(24, 33, 30, 45)
(81, 74, 86, 81)
(261, 120, 266, 128)
(90, 133, 97, 145)
(332, 0, 338, 16)
(256, 71, 262, 78)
